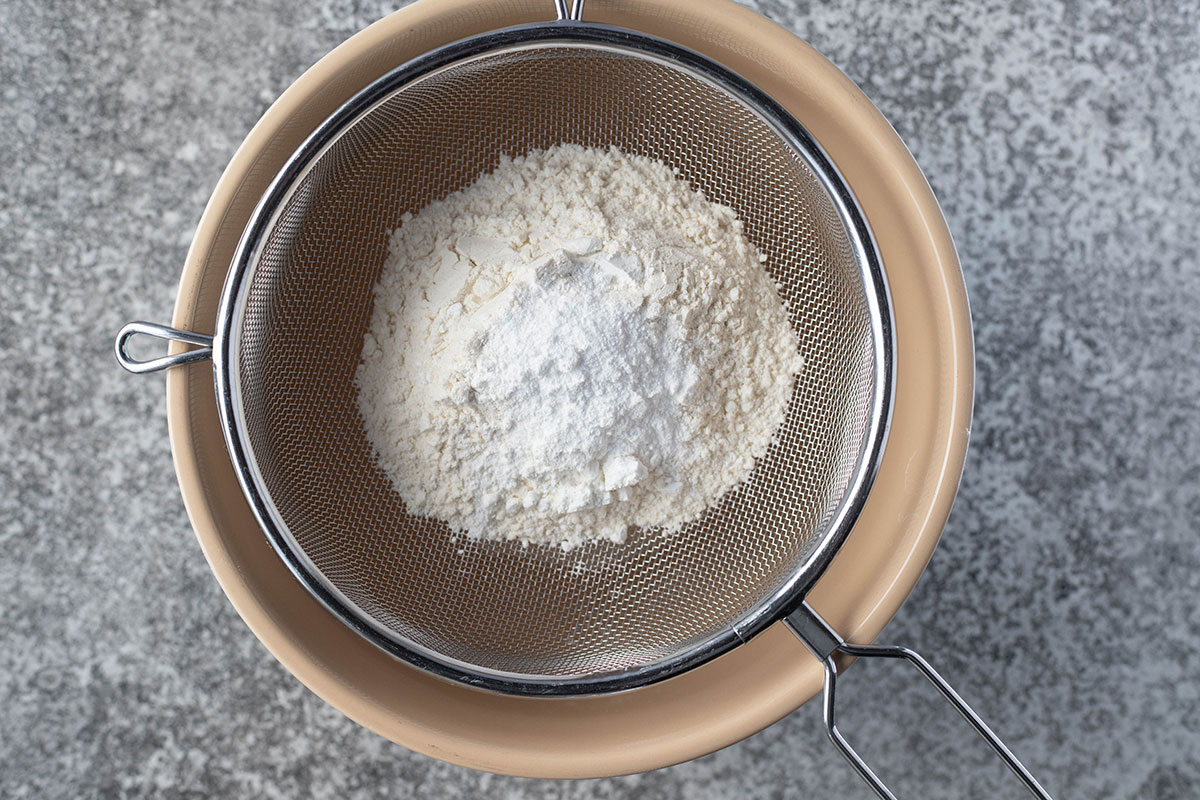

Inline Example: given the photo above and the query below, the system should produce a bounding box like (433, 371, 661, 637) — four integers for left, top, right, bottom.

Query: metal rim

(211, 21, 895, 696)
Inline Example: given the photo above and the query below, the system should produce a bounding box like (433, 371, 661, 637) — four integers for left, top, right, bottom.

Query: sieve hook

(115, 321, 213, 374)
(553, 0, 585, 22)
(786, 602, 1054, 800)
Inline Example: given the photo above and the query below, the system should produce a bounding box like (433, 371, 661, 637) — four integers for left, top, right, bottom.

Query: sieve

(117, 4, 1050, 797)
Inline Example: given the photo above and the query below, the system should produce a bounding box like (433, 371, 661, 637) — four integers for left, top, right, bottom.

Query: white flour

(356, 144, 802, 548)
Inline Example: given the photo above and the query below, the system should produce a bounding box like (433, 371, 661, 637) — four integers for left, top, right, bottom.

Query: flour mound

(356, 144, 802, 549)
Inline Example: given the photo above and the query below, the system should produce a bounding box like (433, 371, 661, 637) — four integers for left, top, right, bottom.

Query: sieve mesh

(233, 43, 879, 683)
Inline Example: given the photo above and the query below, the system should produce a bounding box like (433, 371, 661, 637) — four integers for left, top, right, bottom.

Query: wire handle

(115, 321, 213, 374)
(786, 602, 1054, 800)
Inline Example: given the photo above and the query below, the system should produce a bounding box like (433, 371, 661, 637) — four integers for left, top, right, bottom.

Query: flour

(356, 144, 802, 548)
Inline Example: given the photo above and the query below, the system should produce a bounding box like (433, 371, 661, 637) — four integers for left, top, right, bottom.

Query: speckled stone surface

(3, 0, 1198, 797)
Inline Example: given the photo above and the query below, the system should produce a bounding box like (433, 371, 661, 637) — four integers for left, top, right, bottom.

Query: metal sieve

(117, 5, 1051, 798)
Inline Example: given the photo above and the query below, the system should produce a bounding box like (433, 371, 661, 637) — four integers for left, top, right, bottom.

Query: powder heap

(356, 144, 802, 549)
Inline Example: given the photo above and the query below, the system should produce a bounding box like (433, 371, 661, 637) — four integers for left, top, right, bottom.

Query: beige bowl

(164, 0, 972, 778)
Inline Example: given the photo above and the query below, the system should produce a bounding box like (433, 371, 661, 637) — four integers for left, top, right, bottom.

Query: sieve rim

(210, 21, 894, 696)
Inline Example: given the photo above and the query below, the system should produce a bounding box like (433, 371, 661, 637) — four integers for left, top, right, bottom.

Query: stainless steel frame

(124, 21, 897, 697)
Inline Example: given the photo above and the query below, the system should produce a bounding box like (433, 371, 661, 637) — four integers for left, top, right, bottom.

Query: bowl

(164, 0, 971, 778)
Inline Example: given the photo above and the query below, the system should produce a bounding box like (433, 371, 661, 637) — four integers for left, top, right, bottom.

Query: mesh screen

(235, 45, 878, 681)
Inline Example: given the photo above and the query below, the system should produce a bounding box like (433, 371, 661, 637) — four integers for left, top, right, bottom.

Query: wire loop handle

(786, 603, 1054, 800)
(115, 321, 213, 374)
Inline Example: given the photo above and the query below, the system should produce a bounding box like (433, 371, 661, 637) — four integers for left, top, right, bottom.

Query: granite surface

(3, 0, 1199, 797)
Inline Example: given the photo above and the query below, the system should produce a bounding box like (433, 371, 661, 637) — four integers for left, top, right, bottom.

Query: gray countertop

(3, 0, 1198, 797)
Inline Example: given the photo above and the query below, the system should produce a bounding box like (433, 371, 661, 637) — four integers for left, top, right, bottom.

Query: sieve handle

(785, 602, 1054, 800)
(115, 321, 213, 374)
